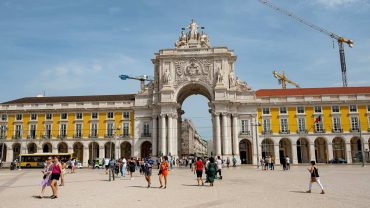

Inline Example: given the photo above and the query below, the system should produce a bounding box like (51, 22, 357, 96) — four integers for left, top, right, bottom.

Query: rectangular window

(30, 113, 37, 121)
(332, 106, 340, 113)
(367, 105, 370, 112)
(46, 113, 52, 120)
(298, 117, 306, 132)
(262, 108, 270, 115)
(297, 107, 305, 114)
(1, 114, 7, 121)
(90, 123, 98, 138)
(76, 113, 83, 120)
(29, 124, 36, 139)
(45, 124, 52, 139)
(16, 114, 23, 121)
(349, 105, 357, 112)
(279, 107, 287, 114)
(15, 124, 22, 138)
(107, 123, 114, 137)
(0, 125, 7, 138)
(60, 124, 67, 138)
(91, 112, 98, 119)
(350, 117, 359, 131)
(123, 112, 130, 119)
(333, 117, 342, 132)
(123, 123, 129, 137)
(314, 106, 322, 113)
(107, 112, 114, 119)
(240, 120, 249, 134)
(61, 113, 68, 120)
(314, 117, 324, 133)
(280, 118, 288, 133)
(262, 119, 271, 133)
(75, 123, 82, 138)
(143, 122, 150, 136)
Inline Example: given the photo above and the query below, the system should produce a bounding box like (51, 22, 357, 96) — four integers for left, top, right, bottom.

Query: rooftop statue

(175, 19, 211, 49)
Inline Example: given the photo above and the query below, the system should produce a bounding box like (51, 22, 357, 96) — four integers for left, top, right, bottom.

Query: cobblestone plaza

(0, 166, 369, 208)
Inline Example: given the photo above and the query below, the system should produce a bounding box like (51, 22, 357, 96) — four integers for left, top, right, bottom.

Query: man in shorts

(104, 158, 110, 174)
(194, 157, 204, 186)
(144, 157, 154, 188)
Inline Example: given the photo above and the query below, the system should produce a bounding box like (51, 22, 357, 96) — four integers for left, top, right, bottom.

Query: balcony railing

(58, 134, 67, 139)
(12, 134, 22, 139)
(350, 128, 360, 133)
(239, 131, 251, 136)
(89, 134, 98, 138)
(43, 134, 51, 139)
(279, 130, 290, 134)
(314, 129, 326, 133)
(121, 134, 130, 138)
(332, 128, 343, 133)
(262, 130, 272, 135)
(141, 133, 152, 137)
(296, 129, 308, 134)
(105, 134, 114, 138)
(27, 135, 37, 139)
(74, 134, 82, 139)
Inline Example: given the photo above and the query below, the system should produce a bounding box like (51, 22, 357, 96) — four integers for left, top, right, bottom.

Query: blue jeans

(121, 166, 126, 176)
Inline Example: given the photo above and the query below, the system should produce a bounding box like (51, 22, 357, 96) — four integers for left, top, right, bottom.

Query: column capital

(232, 113, 239, 118)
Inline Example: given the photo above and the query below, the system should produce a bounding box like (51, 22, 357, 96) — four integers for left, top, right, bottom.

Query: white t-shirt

(286, 157, 290, 164)
(104, 158, 110, 166)
(216, 159, 222, 170)
(122, 158, 127, 167)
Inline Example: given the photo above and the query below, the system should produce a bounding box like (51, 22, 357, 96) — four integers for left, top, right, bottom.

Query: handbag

(158, 169, 162, 175)
(310, 177, 317, 182)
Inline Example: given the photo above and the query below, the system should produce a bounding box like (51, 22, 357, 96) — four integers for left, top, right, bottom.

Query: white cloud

(314, 0, 359, 8)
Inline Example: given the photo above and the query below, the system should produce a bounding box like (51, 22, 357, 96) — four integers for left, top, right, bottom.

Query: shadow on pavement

(289, 190, 307, 194)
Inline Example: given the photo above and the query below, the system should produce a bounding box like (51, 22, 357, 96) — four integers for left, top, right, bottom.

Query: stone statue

(229, 70, 235, 87)
(187, 19, 198, 40)
(216, 68, 223, 84)
(175, 31, 187, 48)
(163, 69, 171, 85)
(235, 75, 251, 91)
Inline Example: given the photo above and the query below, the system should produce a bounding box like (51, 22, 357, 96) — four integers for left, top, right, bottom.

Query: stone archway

(105, 142, 115, 159)
(332, 137, 346, 160)
(239, 139, 252, 164)
(12, 143, 21, 161)
(58, 142, 68, 153)
(28, 143, 37, 154)
(0, 143, 7, 162)
(73, 142, 84, 162)
(42, 143, 52, 153)
(350, 137, 362, 163)
(89, 142, 99, 161)
(297, 138, 310, 163)
(120, 142, 131, 159)
(141, 141, 152, 158)
(279, 138, 292, 164)
(315, 137, 328, 163)
(261, 138, 274, 158)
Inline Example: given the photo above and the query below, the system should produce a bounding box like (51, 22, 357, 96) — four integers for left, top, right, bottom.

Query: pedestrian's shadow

(182, 184, 206, 187)
(289, 191, 307, 194)
(32, 195, 52, 199)
(128, 185, 154, 189)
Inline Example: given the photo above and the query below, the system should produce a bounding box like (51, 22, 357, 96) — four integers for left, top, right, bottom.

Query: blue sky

(1, 0, 369, 139)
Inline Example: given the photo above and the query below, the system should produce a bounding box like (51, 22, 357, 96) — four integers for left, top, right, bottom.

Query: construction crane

(258, 0, 353, 87)
(273, 70, 300, 89)
(118, 74, 154, 91)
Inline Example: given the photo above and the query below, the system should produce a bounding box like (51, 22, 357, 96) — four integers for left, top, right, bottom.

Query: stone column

(214, 113, 221, 156)
(274, 144, 280, 165)
(83, 147, 89, 167)
(232, 114, 239, 156)
(310, 142, 316, 162)
(161, 114, 167, 156)
(99, 146, 104, 159)
(291, 143, 298, 164)
(346, 143, 352, 164)
(152, 116, 158, 157)
(173, 114, 178, 157)
(221, 113, 230, 156)
(6, 145, 13, 163)
(167, 114, 173, 156)
(327, 142, 334, 161)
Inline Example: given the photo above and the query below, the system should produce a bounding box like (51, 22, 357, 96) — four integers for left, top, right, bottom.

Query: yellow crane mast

(272, 70, 300, 89)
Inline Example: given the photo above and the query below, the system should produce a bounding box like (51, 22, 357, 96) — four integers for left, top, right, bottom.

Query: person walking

(216, 156, 223, 179)
(260, 158, 265, 170)
(128, 158, 136, 180)
(271, 156, 275, 170)
(158, 156, 169, 189)
(232, 155, 237, 167)
(306, 161, 325, 194)
(226, 157, 230, 168)
(59, 159, 67, 186)
(144, 157, 154, 188)
(38, 157, 52, 198)
(121, 157, 127, 177)
(286, 156, 290, 170)
(205, 158, 210, 183)
(104, 158, 110, 174)
(50, 157, 63, 199)
(194, 157, 204, 186)
(282, 156, 287, 171)
(207, 157, 217, 187)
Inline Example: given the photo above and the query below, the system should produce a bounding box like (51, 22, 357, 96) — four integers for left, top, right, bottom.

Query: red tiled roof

(256, 87, 370, 97)
(2, 94, 136, 104)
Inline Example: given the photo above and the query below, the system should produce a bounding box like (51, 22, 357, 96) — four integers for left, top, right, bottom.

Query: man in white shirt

(121, 158, 127, 177)
(216, 156, 223, 179)
(286, 156, 290, 170)
(104, 158, 110, 174)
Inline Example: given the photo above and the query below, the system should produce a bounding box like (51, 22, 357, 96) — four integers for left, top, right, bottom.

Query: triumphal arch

(133, 20, 257, 161)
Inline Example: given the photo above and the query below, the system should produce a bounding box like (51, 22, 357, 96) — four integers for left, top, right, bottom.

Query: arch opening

(28, 143, 37, 154)
(350, 137, 362, 163)
(13, 143, 21, 161)
(43, 143, 52, 153)
(58, 142, 68, 153)
(279, 138, 292, 164)
(261, 138, 274, 158)
(105, 142, 115, 159)
(120, 142, 131, 159)
(239, 139, 252, 164)
(73, 142, 84, 162)
(0, 143, 7, 162)
(89, 142, 99, 162)
(332, 137, 346, 161)
(314, 137, 328, 163)
(141, 141, 152, 158)
(297, 138, 310, 163)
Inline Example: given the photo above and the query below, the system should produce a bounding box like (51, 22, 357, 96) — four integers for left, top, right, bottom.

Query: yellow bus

(19, 153, 73, 168)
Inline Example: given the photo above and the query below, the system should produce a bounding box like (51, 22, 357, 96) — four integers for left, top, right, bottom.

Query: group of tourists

(38, 156, 63, 199)
(260, 156, 275, 170)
